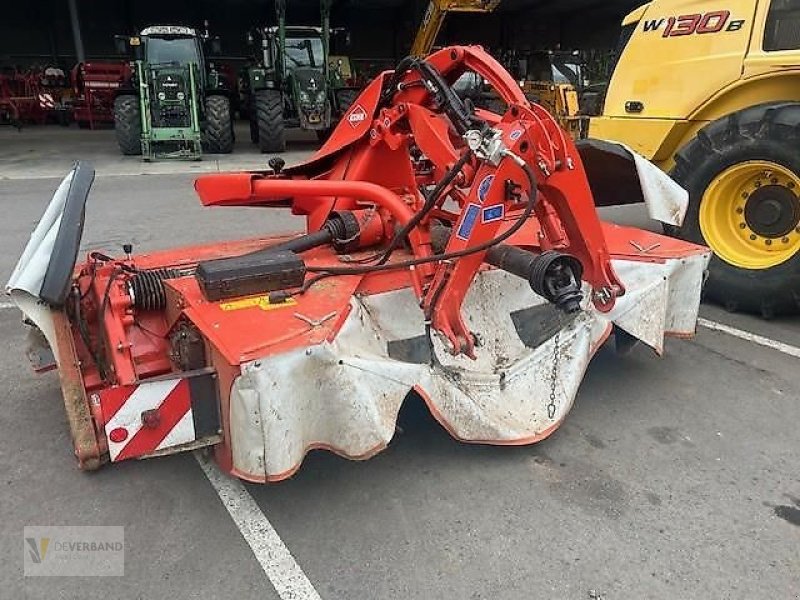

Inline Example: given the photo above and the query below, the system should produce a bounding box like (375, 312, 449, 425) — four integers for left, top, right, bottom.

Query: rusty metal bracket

(52, 310, 104, 470)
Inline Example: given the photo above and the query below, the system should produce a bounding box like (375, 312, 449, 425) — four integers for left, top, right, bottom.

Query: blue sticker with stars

(477, 174, 494, 204)
(457, 204, 481, 240)
(482, 204, 504, 223)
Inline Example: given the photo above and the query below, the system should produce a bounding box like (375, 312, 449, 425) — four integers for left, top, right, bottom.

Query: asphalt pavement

(0, 158, 798, 599)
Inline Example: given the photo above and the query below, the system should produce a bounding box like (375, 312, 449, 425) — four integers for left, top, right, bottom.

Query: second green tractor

(242, 0, 360, 152)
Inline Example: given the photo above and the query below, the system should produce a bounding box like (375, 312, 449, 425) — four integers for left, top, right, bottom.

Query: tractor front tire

(254, 90, 285, 153)
(204, 95, 234, 154)
(315, 128, 331, 143)
(671, 102, 800, 317)
(249, 111, 259, 144)
(335, 88, 359, 117)
(313, 89, 361, 142)
(113, 95, 142, 156)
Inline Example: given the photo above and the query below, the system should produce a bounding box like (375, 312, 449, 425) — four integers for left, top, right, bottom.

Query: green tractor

(113, 25, 234, 160)
(243, 0, 360, 152)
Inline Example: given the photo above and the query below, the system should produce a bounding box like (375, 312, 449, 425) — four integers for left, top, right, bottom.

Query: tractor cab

(283, 29, 325, 69)
(141, 28, 203, 64)
(280, 26, 330, 129)
(138, 28, 204, 124)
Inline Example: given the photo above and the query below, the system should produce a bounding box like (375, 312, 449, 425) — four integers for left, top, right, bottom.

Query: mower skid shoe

(226, 247, 709, 483)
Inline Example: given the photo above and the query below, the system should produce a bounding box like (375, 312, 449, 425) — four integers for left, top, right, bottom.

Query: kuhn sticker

(482, 205, 504, 223)
(477, 175, 494, 204)
(347, 104, 368, 128)
(457, 204, 481, 240)
(642, 11, 745, 36)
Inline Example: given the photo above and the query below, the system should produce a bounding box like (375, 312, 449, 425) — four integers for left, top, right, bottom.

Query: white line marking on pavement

(195, 452, 323, 600)
(698, 318, 800, 359)
(0, 301, 16, 310)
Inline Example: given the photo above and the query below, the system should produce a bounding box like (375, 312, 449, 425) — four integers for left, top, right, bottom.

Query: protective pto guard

(227, 243, 710, 483)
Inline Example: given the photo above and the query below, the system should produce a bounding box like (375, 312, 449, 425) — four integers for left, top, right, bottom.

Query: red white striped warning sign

(99, 372, 219, 462)
(38, 93, 55, 109)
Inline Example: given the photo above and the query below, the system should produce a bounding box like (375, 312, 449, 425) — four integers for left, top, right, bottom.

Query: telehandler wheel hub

(745, 186, 799, 238)
(699, 161, 800, 270)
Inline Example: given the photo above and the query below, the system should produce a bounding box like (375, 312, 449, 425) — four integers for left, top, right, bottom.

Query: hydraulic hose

(306, 149, 538, 276)
(375, 149, 473, 265)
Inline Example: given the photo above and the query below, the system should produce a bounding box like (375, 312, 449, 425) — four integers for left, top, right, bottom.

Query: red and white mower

(7, 47, 709, 482)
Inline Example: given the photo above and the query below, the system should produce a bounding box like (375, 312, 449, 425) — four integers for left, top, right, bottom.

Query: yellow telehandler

(409, 0, 501, 58)
(591, 0, 800, 317)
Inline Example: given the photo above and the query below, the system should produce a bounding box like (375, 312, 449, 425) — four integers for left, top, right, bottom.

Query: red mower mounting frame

(8, 46, 709, 482)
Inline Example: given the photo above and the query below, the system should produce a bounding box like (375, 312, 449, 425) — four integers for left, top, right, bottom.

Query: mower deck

(8, 45, 711, 482)
(44, 223, 705, 482)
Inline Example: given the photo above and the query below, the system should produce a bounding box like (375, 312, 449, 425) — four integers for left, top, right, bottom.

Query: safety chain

(547, 331, 561, 419)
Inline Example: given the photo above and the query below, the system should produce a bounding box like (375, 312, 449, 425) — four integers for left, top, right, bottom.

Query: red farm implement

(71, 61, 131, 129)
(7, 46, 709, 482)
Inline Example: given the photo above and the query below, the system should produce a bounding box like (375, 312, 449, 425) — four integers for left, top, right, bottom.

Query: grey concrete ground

(0, 123, 315, 180)
(0, 131, 798, 599)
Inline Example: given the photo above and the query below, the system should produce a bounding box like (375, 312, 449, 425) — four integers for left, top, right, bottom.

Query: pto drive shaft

(430, 225, 584, 313)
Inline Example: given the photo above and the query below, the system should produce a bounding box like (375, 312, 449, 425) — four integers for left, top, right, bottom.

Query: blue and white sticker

(457, 204, 481, 240)
(482, 204, 504, 223)
(477, 174, 494, 204)
(509, 129, 523, 141)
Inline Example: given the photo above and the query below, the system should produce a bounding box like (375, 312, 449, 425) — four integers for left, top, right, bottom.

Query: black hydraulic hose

(375, 149, 473, 265)
(71, 287, 107, 380)
(306, 151, 538, 276)
(379, 56, 418, 107)
(379, 55, 482, 135)
(414, 59, 477, 135)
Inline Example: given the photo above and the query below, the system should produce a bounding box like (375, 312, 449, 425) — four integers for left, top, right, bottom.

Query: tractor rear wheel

(204, 95, 234, 154)
(113, 95, 142, 156)
(671, 102, 800, 317)
(254, 90, 285, 153)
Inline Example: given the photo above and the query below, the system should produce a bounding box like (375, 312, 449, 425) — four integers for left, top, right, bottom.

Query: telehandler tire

(671, 102, 800, 317)
(204, 95, 234, 154)
(254, 90, 285, 153)
(113, 95, 142, 156)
